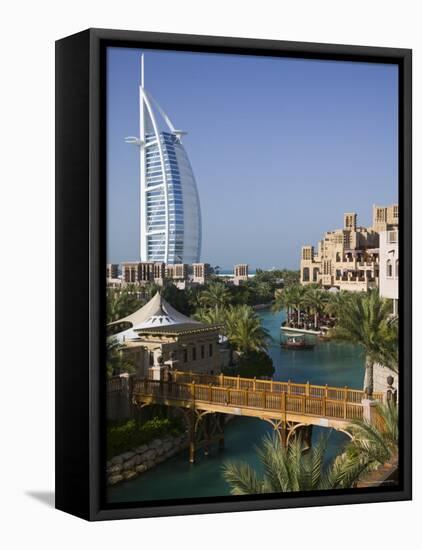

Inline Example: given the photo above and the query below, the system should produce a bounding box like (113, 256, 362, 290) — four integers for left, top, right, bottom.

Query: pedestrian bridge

(131, 370, 383, 437)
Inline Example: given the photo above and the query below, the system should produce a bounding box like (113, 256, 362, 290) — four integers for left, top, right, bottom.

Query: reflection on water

(108, 308, 365, 503)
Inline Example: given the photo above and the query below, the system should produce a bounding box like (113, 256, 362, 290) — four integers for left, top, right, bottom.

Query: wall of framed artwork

(55, 28, 411, 522)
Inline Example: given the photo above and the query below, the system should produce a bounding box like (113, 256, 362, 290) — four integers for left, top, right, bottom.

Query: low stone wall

(107, 432, 189, 486)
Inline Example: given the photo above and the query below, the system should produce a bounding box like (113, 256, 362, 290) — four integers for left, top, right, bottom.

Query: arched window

(395, 259, 399, 278)
(302, 267, 310, 282)
(313, 267, 319, 282)
(386, 259, 392, 278)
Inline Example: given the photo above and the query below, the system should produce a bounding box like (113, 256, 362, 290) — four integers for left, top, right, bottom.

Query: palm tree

(346, 401, 398, 474)
(194, 306, 226, 326)
(143, 282, 161, 301)
(303, 287, 328, 329)
(376, 314, 399, 374)
(272, 285, 298, 322)
(224, 305, 270, 352)
(106, 337, 136, 377)
(107, 289, 122, 323)
(289, 285, 308, 326)
(278, 269, 300, 287)
(254, 280, 273, 304)
(331, 289, 392, 396)
(199, 281, 232, 309)
(185, 286, 203, 312)
(324, 290, 351, 320)
(222, 433, 367, 495)
(106, 287, 142, 323)
(162, 283, 191, 315)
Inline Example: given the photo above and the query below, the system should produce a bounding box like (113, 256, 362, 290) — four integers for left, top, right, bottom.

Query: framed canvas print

(55, 28, 412, 521)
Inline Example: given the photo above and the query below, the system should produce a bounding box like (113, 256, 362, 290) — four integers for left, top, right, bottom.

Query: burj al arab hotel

(125, 55, 202, 264)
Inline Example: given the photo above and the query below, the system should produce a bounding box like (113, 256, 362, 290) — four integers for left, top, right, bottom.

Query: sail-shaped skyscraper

(125, 55, 202, 264)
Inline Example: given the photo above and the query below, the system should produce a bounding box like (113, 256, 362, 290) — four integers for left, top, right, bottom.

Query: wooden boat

(281, 335, 315, 350)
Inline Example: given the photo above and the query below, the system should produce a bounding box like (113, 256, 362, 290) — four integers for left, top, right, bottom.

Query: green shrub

(235, 350, 275, 378)
(107, 416, 184, 459)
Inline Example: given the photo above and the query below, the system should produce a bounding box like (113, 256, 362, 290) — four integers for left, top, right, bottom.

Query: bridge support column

(298, 425, 313, 451)
(188, 409, 196, 463)
(278, 424, 288, 448)
(218, 414, 225, 451)
(203, 415, 210, 456)
(189, 441, 195, 463)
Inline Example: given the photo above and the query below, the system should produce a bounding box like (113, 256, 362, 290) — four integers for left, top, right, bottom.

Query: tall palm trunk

(365, 358, 374, 398)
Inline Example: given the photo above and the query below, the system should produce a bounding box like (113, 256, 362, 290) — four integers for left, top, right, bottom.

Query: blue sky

(107, 47, 398, 270)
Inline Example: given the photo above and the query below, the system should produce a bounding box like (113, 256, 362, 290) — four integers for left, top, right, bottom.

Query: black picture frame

(55, 28, 412, 521)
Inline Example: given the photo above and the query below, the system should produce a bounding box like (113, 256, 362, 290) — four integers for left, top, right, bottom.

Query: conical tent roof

(108, 292, 200, 341)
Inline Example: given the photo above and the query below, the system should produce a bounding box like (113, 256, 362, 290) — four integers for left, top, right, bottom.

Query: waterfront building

(106, 264, 121, 287)
(300, 205, 398, 292)
(120, 260, 206, 287)
(372, 204, 399, 233)
(126, 55, 201, 265)
(152, 262, 166, 286)
(137, 261, 165, 285)
(165, 263, 188, 281)
(121, 261, 141, 284)
(379, 228, 399, 314)
(120, 261, 166, 286)
(192, 263, 210, 285)
(106, 263, 118, 279)
(367, 227, 399, 396)
(234, 264, 249, 286)
(108, 292, 221, 377)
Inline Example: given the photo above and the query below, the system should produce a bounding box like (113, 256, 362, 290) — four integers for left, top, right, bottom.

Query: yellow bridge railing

(131, 372, 383, 424)
(169, 370, 383, 404)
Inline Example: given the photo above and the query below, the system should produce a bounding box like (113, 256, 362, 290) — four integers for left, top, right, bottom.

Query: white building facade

(367, 227, 399, 396)
(126, 55, 201, 265)
(379, 228, 399, 314)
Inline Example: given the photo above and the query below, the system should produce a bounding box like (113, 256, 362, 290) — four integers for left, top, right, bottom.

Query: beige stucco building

(165, 263, 188, 281)
(117, 261, 210, 288)
(234, 264, 249, 286)
(108, 292, 222, 378)
(121, 261, 166, 286)
(192, 263, 210, 285)
(106, 263, 118, 279)
(106, 263, 121, 287)
(300, 205, 398, 291)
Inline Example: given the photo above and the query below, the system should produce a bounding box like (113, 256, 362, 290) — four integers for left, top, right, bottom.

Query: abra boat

(281, 335, 315, 350)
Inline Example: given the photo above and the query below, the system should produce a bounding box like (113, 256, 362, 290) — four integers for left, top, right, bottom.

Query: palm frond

(221, 460, 264, 495)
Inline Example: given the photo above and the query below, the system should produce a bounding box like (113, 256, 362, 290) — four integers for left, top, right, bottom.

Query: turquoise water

(107, 309, 365, 503)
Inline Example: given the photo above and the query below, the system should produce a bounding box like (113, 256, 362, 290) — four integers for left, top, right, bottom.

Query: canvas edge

(55, 28, 412, 522)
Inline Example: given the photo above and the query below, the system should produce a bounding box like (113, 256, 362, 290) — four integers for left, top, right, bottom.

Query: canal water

(108, 308, 365, 503)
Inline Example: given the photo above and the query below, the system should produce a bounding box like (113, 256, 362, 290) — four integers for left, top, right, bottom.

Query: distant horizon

(107, 48, 398, 269)
(108, 265, 296, 273)
(107, 198, 396, 272)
